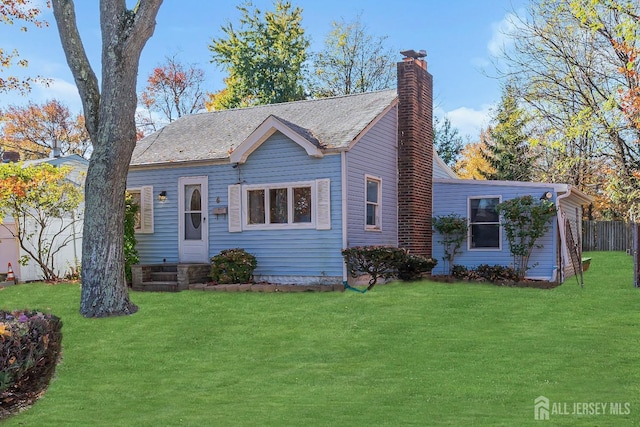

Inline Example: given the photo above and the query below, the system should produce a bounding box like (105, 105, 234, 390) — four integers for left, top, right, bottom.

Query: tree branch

(51, 0, 100, 142)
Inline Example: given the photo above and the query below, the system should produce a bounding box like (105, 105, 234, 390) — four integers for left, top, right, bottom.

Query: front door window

(184, 184, 202, 240)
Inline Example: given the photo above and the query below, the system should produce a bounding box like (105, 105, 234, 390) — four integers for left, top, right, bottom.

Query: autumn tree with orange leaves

(0, 0, 49, 94)
(454, 133, 495, 180)
(138, 55, 206, 133)
(1, 100, 91, 159)
(569, 0, 640, 218)
(0, 162, 83, 281)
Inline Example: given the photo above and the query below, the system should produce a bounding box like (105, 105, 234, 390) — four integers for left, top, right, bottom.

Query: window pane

(270, 188, 288, 223)
(366, 204, 377, 226)
(190, 188, 201, 211)
(184, 213, 201, 240)
(366, 180, 379, 203)
(471, 224, 500, 248)
(184, 185, 201, 211)
(248, 190, 265, 224)
(293, 187, 312, 223)
(470, 198, 499, 223)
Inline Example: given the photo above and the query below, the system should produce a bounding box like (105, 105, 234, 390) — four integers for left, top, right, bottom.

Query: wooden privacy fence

(582, 220, 634, 251)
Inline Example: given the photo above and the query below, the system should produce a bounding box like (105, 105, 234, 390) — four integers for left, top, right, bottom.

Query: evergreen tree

(208, 1, 309, 110)
(433, 116, 464, 167)
(482, 85, 533, 181)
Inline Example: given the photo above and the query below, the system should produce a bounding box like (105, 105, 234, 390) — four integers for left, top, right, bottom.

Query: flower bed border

(189, 283, 345, 292)
(430, 275, 561, 289)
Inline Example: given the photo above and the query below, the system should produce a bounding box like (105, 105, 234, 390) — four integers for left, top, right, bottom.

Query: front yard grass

(1, 251, 638, 426)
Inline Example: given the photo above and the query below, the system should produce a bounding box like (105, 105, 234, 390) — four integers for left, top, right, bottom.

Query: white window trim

(242, 180, 316, 230)
(365, 175, 382, 231)
(126, 185, 154, 234)
(468, 195, 501, 251)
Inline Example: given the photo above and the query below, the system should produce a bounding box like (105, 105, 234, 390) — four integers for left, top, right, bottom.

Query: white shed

(0, 154, 87, 282)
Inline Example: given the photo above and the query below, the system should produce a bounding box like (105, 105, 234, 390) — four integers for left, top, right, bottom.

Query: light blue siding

(345, 107, 398, 247)
(432, 180, 558, 279)
(128, 166, 209, 263)
(128, 131, 343, 282)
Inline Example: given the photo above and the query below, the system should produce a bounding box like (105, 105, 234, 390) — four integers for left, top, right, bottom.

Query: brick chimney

(397, 50, 433, 258)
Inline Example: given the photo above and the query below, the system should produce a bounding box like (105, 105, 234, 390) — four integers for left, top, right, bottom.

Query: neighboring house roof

(21, 154, 89, 168)
(19, 154, 88, 187)
(131, 89, 398, 167)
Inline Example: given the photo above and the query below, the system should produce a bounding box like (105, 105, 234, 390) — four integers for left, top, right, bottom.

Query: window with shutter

(228, 184, 242, 232)
(229, 179, 330, 231)
(126, 185, 154, 234)
(315, 178, 331, 230)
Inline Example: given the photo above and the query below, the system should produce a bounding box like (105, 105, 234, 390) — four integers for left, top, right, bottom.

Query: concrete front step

(132, 263, 210, 292)
(150, 272, 178, 282)
(132, 281, 180, 292)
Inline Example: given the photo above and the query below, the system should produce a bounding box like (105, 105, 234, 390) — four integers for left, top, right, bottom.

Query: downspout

(556, 186, 573, 284)
(341, 151, 348, 285)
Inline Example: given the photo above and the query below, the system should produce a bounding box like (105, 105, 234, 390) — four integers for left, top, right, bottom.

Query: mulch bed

(429, 275, 561, 289)
(189, 282, 345, 292)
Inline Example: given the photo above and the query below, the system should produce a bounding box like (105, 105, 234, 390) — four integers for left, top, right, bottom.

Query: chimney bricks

(397, 54, 433, 258)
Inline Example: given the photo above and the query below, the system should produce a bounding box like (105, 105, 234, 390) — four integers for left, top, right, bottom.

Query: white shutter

(315, 178, 331, 230)
(140, 185, 154, 233)
(228, 184, 242, 232)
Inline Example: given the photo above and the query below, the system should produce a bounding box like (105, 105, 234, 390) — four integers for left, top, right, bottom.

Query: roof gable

(229, 115, 324, 164)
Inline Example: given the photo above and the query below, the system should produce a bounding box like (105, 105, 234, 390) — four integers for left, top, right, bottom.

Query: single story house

(0, 153, 86, 282)
(127, 52, 591, 288)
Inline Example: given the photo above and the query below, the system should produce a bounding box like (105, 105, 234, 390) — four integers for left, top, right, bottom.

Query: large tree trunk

(52, 0, 163, 317)
(80, 133, 138, 317)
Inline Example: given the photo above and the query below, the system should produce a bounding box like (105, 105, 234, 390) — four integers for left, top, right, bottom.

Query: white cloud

(34, 78, 82, 111)
(443, 105, 494, 140)
(487, 13, 518, 57)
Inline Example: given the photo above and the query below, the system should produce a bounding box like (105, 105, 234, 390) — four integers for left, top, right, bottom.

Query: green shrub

(451, 265, 468, 279)
(495, 195, 556, 280)
(475, 264, 519, 282)
(397, 254, 438, 281)
(451, 264, 519, 283)
(342, 246, 437, 289)
(124, 194, 140, 284)
(432, 213, 467, 275)
(342, 246, 406, 290)
(210, 248, 257, 284)
(0, 310, 63, 420)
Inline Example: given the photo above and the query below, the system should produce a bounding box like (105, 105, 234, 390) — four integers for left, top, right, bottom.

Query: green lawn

(1, 251, 639, 426)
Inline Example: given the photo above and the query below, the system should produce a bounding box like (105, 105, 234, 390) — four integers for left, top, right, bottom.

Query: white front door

(179, 176, 209, 263)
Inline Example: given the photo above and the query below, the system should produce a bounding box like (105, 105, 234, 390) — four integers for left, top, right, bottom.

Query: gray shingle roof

(131, 89, 397, 166)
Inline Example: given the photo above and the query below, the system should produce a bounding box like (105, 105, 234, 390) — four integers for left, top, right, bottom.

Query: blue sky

(1, 0, 527, 140)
